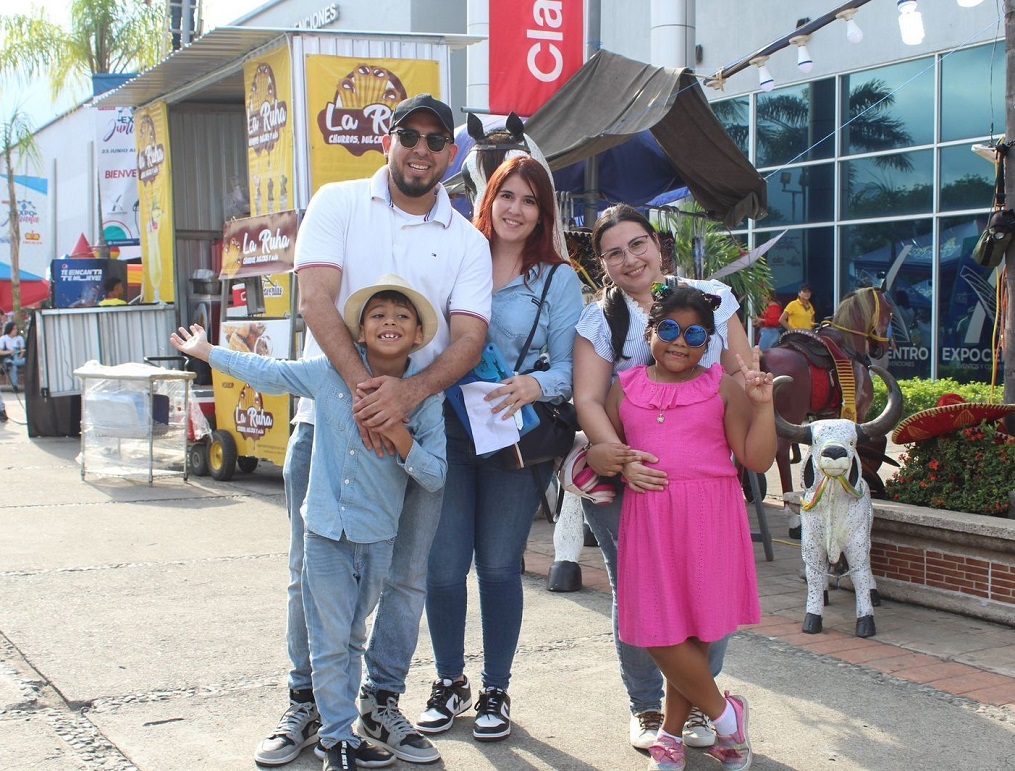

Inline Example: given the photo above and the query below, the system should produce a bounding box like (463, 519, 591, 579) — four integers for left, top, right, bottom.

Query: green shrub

(885, 423, 1014, 517)
(869, 377, 1007, 421)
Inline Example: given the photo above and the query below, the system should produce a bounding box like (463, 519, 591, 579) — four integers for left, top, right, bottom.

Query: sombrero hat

(891, 394, 1015, 444)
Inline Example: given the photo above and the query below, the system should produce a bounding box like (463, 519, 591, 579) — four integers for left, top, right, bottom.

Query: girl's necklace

(648, 365, 699, 423)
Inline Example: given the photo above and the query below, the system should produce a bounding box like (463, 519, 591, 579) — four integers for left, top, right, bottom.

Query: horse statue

(762, 286, 895, 535)
(460, 113, 585, 592)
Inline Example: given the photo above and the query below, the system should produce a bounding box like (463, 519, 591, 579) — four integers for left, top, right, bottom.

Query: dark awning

(448, 49, 768, 228)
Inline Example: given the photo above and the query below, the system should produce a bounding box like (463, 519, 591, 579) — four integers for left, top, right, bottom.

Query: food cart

(87, 27, 474, 474)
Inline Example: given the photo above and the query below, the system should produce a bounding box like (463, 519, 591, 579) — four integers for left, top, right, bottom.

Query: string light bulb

(956, 0, 984, 6)
(790, 34, 813, 74)
(836, 8, 864, 44)
(897, 1, 925, 45)
(750, 56, 775, 92)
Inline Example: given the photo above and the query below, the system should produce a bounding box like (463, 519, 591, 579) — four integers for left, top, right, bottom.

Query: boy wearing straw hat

(170, 275, 446, 771)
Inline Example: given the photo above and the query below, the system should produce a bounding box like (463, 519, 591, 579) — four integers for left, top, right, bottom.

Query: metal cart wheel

(208, 430, 238, 481)
(189, 442, 210, 477)
(237, 456, 259, 474)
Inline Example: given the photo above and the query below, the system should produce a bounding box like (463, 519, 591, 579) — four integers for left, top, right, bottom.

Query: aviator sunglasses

(655, 318, 709, 348)
(391, 128, 453, 153)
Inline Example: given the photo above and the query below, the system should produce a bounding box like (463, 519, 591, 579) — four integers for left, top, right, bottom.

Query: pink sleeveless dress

(616, 364, 761, 648)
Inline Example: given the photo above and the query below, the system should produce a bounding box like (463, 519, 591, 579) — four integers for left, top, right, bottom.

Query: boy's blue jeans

(582, 492, 729, 715)
(283, 421, 446, 698)
(303, 530, 393, 748)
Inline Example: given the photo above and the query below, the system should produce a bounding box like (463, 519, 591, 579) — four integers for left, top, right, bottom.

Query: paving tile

(959, 682, 1015, 707)
(925, 671, 1012, 696)
(799, 636, 878, 656)
(863, 652, 940, 674)
(833, 643, 907, 665)
(890, 662, 976, 684)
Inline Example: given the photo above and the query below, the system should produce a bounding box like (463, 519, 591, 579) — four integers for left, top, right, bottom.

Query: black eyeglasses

(655, 319, 709, 348)
(391, 129, 453, 153)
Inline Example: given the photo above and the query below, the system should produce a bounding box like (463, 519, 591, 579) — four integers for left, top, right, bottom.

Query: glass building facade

(714, 43, 1005, 383)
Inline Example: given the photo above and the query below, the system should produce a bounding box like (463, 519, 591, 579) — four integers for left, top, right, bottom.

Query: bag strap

(513, 263, 561, 373)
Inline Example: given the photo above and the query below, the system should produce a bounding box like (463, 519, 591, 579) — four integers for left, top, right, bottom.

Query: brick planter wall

(869, 501, 1015, 626)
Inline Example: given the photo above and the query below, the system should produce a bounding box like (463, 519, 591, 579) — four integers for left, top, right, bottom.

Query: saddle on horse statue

(777, 328, 866, 422)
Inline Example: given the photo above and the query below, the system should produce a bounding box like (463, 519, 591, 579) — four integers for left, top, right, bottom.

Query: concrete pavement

(1, 392, 1014, 770)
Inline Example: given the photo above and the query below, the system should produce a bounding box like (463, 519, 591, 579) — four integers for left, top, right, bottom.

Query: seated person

(98, 276, 128, 306)
(0, 322, 26, 392)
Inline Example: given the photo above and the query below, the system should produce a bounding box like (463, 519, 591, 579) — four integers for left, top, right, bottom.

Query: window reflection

(942, 44, 1006, 142)
(840, 219, 934, 379)
(940, 145, 994, 211)
(766, 164, 833, 226)
(761, 226, 834, 319)
(937, 215, 1002, 383)
(841, 150, 934, 219)
(711, 96, 750, 158)
(756, 80, 835, 168)
(841, 59, 934, 155)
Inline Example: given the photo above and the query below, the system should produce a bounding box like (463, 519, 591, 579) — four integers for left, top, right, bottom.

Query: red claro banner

(489, 0, 584, 117)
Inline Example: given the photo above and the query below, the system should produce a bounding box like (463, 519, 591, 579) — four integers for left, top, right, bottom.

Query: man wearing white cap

(255, 94, 492, 769)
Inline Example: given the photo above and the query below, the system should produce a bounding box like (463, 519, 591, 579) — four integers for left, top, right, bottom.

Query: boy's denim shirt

(209, 346, 446, 544)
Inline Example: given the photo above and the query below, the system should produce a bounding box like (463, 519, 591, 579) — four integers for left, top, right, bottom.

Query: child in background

(171, 275, 447, 771)
(605, 285, 776, 771)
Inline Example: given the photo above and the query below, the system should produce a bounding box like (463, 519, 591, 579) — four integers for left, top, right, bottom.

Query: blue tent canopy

(0, 263, 45, 282)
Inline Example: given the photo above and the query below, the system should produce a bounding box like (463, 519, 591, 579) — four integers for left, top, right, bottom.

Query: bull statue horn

(772, 375, 812, 445)
(858, 366, 904, 442)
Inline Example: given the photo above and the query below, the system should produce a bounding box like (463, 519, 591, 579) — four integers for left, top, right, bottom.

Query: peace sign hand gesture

(736, 346, 774, 406)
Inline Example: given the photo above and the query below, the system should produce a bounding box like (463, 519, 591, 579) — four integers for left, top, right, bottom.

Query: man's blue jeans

(303, 531, 393, 748)
(425, 414, 549, 690)
(283, 422, 314, 692)
(284, 421, 446, 698)
(582, 491, 729, 715)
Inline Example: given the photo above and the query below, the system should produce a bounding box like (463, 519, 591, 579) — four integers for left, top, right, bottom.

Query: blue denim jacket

(209, 347, 446, 544)
(488, 262, 585, 402)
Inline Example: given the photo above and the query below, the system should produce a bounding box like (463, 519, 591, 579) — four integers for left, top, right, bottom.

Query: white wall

(32, 106, 97, 276)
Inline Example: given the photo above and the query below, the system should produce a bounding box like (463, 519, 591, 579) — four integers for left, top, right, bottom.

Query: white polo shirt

(292, 166, 493, 424)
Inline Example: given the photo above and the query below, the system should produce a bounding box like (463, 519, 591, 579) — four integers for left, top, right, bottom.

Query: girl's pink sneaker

(707, 692, 752, 771)
(647, 733, 685, 771)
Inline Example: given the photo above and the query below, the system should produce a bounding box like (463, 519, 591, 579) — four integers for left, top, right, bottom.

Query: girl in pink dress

(605, 285, 776, 771)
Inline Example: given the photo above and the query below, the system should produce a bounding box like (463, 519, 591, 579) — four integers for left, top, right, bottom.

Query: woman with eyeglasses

(420, 155, 584, 743)
(604, 283, 773, 771)
(572, 204, 753, 755)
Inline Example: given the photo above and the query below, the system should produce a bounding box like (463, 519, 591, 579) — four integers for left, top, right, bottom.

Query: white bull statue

(773, 367, 903, 638)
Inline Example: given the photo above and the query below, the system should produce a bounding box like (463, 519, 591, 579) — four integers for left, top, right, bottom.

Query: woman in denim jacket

(420, 156, 584, 743)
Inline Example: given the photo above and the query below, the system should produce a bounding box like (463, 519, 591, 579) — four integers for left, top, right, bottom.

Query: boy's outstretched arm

(170, 325, 215, 362)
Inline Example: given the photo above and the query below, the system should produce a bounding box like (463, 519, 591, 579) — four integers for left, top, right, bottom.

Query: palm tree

(0, 0, 166, 101)
(1, 109, 42, 319)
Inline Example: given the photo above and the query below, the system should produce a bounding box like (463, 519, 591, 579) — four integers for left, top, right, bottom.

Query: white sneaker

(683, 707, 717, 748)
(629, 710, 663, 750)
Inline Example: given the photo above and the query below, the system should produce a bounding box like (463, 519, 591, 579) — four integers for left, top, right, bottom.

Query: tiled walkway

(524, 507, 1015, 710)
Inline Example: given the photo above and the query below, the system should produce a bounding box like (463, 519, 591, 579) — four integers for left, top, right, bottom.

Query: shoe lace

(685, 707, 710, 730)
(637, 710, 664, 732)
(378, 696, 420, 739)
(477, 688, 506, 715)
(272, 701, 314, 738)
(426, 680, 454, 709)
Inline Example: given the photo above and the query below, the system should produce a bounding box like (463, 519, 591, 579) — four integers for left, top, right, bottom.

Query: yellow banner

(306, 56, 441, 190)
(135, 101, 175, 303)
(213, 318, 293, 466)
(245, 45, 295, 217)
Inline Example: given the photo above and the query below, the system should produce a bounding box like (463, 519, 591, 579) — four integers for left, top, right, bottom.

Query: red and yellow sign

(135, 101, 175, 303)
(305, 56, 441, 190)
(244, 45, 295, 218)
(213, 318, 293, 465)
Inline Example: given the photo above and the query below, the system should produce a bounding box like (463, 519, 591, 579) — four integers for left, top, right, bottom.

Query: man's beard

(390, 165, 436, 199)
